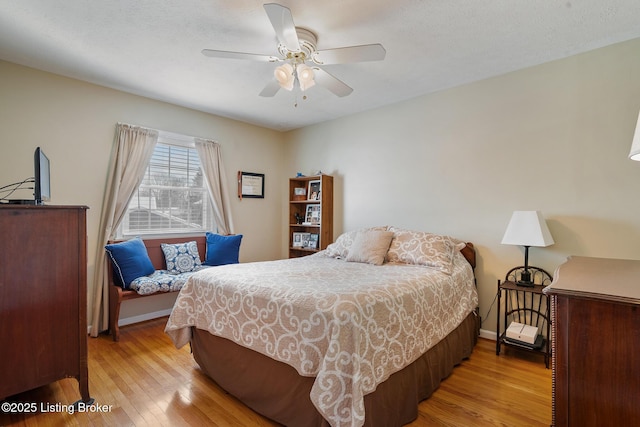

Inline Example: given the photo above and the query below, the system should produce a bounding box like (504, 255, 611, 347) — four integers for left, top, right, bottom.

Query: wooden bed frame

(188, 242, 479, 426)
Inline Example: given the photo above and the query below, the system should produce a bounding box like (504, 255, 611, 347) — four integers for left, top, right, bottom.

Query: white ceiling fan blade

(201, 49, 279, 62)
(259, 79, 281, 97)
(314, 44, 386, 64)
(263, 3, 300, 52)
(313, 68, 353, 97)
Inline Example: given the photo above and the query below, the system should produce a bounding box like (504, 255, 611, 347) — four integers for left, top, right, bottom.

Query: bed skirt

(191, 310, 480, 427)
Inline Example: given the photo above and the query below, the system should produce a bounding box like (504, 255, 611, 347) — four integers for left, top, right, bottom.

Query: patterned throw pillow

(385, 227, 462, 274)
(161, 241, 202, 274)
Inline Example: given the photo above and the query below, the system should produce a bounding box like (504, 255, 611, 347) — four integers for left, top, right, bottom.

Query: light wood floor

(0, 318, 552, 426)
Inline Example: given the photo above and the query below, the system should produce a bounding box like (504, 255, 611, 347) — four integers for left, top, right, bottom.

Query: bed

(165, 227, 479, 427)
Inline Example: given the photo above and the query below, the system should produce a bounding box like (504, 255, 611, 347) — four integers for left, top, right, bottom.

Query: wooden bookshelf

(288, 174, 333, 258)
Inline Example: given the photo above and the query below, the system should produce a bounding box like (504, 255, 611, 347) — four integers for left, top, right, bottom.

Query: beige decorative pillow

(324, 226, 389, 259)
(346, 230, 394, 265)
(386, 227, 459, 274)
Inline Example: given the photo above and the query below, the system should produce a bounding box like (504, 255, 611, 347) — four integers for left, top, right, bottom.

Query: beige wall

(0, 60, 285, 325)
(284, 37, 640, 336)
(3, 37, 640, 335)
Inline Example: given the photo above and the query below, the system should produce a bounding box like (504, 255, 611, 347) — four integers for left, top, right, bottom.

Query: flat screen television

(34, 147, 50, 205)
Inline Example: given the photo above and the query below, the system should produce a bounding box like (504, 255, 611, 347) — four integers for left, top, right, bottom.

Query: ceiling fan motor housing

(278, 28, 319, 64)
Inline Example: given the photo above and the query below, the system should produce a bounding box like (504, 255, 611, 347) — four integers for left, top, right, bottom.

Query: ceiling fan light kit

(297, 64, 315, 91)
(274, 63, 295, 90)
(201, 3, 385, 98)
(274, 57, 315, 92)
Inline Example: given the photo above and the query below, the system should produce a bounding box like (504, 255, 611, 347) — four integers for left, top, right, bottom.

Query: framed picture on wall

(238, 171, 265, 198)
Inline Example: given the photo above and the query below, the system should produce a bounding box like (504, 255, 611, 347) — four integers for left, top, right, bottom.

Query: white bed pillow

(345, 230, 394, 266)
(385, 227, 463, 274)
(324, 226, 389, 259)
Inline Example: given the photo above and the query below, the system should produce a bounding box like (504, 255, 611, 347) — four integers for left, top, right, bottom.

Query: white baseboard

(118, 309, 173, 327)
(87, 309, 172, 335)
(479, 328, 497, 341)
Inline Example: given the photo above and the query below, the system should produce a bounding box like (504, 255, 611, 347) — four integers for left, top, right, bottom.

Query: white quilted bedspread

(165, 250, 478, 427)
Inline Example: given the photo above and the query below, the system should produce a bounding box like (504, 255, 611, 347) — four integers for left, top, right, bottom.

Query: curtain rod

(116, 122, 217, 144)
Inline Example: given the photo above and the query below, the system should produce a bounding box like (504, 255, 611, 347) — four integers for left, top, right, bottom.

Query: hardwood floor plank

(411, 338, 552, 426)
(0, 318, 551, 426)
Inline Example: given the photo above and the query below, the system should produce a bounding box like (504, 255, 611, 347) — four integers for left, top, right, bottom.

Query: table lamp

(501, 210, 554, 287)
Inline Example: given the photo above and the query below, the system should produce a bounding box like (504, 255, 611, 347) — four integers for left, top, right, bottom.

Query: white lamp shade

(274, 63, 294, 91)
(629, 110, 640, 161)
(297, 64, 315, 91)
(501, 211, 554, 247)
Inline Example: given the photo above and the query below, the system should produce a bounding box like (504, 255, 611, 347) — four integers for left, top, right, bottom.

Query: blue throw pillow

(161, 241, 202, 274)
(204, 232, 242, 266)
(105, 237, 155, 288)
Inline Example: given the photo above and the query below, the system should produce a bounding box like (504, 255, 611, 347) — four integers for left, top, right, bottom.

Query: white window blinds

(121, 134, 214, 236)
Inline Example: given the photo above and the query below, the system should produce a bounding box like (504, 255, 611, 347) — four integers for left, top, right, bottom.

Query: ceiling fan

(201, 3, 386, 97)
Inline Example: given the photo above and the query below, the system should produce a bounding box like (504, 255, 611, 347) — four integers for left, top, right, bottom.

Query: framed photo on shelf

(304, 204, 321, 225)
(307, 233, 319, 249)
(292, 232, 310, 248)
(293, 187, 307, 201)
(308, 180, 321, 200)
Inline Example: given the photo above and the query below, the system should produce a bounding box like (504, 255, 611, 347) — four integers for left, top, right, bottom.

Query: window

(120, 133, 214, 237)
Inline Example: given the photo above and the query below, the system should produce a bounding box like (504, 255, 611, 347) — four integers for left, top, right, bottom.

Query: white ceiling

(1, 0, 640, 132)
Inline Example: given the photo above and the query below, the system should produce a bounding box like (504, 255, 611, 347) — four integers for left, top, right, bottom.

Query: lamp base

(517, 268, 534, 287)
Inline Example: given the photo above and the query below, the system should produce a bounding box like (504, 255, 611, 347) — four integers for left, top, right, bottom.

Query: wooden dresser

(0, 205, 91, 404)
(544, 256, 640, 426)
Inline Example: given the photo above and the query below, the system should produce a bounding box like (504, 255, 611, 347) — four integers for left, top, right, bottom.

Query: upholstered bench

(106, 233, 241, 341)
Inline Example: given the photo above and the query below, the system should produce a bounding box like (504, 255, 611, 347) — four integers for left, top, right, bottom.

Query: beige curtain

(195, 138, 235, 235)
(89, 124, 158, 337)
